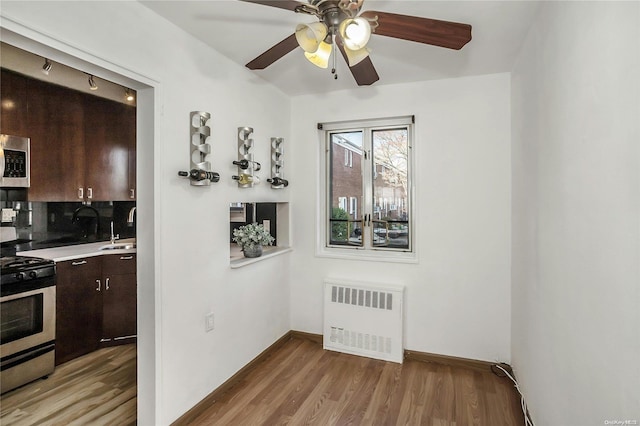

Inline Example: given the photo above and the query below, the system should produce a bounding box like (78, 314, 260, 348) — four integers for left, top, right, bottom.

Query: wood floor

(0, 338, 524, 426)
(0, 344, 136, 426)
(179, 337, 524, 426)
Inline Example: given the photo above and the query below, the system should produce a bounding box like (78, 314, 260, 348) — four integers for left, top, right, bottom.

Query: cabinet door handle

(96, 279, 101, 291)
(78, 187, 84, 199)
(120, 256, 134, 260)
(105, 277, 110, 290)
(87, 187, 93, 199)
(72, 260, 87, 266)
(129, 188, 135, 199)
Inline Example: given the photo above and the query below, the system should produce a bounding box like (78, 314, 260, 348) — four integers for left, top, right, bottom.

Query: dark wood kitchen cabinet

(26, 77, 86, 201)
(55, 257, 102, 365)
(55, 254, 136, 365)
(101, 254, 137, 345)
(0, 69, 29, 138)
(1, 70, 135, 201)
(84, 96, 136, 201)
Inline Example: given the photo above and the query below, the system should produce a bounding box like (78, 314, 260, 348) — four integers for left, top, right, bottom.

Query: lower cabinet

(55, 257, 102, 365)
(101, 254, 137, 345)
(55, 254, 136, 365)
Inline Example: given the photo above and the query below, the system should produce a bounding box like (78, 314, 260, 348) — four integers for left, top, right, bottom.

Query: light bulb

(125, 89, 135, 102)
(339, 17, 371, 50)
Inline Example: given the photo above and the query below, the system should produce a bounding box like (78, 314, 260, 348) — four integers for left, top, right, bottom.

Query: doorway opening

(0, 27, 157, 425)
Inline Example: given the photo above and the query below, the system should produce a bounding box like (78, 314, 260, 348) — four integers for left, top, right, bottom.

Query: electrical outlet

(262, 219, 270, 231)
(205, 312, 214, 332)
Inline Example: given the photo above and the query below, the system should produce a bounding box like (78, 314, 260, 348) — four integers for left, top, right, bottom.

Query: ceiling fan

(240, 0, 472, 86)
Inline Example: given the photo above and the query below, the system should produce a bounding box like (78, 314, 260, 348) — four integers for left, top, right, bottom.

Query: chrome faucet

(127, 206, 137, 227)
(110, 221, 120, 244)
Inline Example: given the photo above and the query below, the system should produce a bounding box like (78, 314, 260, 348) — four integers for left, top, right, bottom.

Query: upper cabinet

(83, 96, 136, 201)
(0, 69, 136, 201)
(0, 69, 29, 137)
(26, 76, 86, 201)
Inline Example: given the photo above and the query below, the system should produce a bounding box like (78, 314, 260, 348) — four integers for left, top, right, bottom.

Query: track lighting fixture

(88, 75, 98, 91)
(41, 58, 52, 75)
(124, 88, 135, 102)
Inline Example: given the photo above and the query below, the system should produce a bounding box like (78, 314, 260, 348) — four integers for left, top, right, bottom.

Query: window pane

(329, 131, 363, 246)
(372, 128, 409, 249)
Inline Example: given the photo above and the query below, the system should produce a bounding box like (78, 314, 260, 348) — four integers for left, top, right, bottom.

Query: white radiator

(323, 278, 404, 363)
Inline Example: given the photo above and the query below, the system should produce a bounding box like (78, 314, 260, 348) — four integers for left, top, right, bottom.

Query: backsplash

(1, 189, 135, 253)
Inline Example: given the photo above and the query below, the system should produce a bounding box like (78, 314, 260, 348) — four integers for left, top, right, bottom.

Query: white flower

(232, 223, 275, 249)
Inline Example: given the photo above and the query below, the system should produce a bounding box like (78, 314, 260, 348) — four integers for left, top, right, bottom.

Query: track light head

(88, 75, 98, 91)
(125, 88, 135, 102)
(42, 58, 52, 75)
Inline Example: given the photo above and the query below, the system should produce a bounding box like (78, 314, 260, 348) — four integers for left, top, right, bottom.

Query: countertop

(17, 238, 137, 262)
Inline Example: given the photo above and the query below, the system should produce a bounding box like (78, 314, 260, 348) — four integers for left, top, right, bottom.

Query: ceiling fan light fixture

(304, 40, 332, 69)
(345, 46, 370, 67)
(295, 22, 328, 53)
(339, 17, 371, 50)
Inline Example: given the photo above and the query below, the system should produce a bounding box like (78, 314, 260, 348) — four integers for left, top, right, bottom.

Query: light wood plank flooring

(1, 338, 524, 426)
(0, 344, 136, 426)
(180, 337, 524, 426)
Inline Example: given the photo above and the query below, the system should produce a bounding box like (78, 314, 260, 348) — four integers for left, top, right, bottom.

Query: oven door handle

(96, 279, 101, 291)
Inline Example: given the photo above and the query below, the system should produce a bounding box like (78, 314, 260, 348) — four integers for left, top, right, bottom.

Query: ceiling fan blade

(361, 11, 472, 50)
(237, 0, 306, 12)
(336, 36, 380, 86)
(246, 34, 299, 70)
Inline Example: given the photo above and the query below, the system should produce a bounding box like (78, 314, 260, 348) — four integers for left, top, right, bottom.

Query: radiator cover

(323, 278, 404, 363)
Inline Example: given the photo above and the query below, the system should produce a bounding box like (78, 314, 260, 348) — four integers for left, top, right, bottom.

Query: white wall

(1, 2, 292, 424)
(511, 2, 640, 424)
(290, 74, 512, 363)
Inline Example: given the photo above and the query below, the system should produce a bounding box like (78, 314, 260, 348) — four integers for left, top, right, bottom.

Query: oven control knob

(29, 271, 38, 279)
(15, 272, 25, 281)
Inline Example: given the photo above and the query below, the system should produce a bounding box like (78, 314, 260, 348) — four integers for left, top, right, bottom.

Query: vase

(243, 244, 263, 258)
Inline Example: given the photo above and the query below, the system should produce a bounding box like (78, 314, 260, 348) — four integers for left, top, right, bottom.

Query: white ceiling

(141, 0, 541, 96)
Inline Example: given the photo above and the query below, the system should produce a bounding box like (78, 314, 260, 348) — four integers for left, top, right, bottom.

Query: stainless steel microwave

(0, 134, 30, 188)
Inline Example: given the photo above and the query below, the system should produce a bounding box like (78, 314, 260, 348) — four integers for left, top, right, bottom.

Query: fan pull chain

(331, 35, 338, 80)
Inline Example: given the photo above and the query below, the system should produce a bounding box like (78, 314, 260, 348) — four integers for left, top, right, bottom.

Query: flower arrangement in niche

(232, 223, 275, 258)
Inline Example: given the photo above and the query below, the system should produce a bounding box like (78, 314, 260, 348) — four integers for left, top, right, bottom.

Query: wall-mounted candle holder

(233, 127, 259, 188)
(267, 137, 288, 188)
(178, 111, 219, 185)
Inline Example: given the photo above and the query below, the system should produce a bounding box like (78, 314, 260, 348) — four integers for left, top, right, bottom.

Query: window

(344, 149, 353, 167)
(349, 196, 357, 217)
(338, 197, 347, 211)
(322, 116, 414, 260)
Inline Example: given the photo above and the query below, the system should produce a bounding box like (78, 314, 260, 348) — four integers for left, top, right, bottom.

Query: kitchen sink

(99, 243, 136, 251)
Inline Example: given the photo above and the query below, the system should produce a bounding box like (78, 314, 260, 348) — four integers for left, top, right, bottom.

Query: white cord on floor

(493, 364, 534, 426)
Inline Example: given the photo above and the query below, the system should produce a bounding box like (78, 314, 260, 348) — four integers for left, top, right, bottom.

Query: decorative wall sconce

(178, 111, 220, 185)
(267, 137, 288, 188)
(233, 127, 259, 187)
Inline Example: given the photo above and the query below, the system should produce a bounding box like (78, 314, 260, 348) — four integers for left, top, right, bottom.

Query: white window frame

(344, 149, 353, 167)
(338, 196, 347, 211)
(349, 196, 357, 217)
(316, 115, 417, 263)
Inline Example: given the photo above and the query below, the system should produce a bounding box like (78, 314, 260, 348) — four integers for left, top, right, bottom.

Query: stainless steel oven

(0, 256, 56, 394)
(0, 134, 30, 188)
